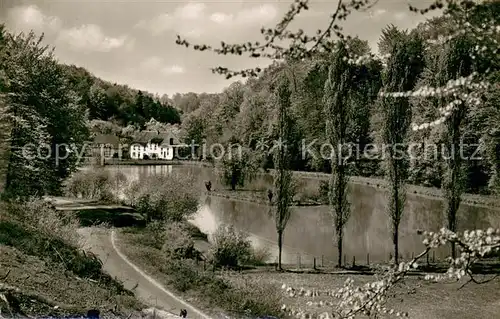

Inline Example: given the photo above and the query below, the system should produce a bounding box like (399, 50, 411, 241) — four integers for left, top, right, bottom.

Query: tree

(323, 42, 353, 268)
(271, 75, 296, 270)
(346, 38, 382, 176)
(410, 0, 499, 257)
(218, 144, 257, 191)
(2, 30, 89, 198)
(0, 25, 10, 195)
(378, 29, 425, 264)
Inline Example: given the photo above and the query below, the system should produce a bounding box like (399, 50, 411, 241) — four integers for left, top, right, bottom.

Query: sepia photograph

(0, 0, 499, 318)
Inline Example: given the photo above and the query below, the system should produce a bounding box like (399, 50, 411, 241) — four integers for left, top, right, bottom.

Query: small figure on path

(205, 180, 212, 192)
(267, 189, 273, 203)
(87, 309, 100, 319)
(179, 309, 187, 318)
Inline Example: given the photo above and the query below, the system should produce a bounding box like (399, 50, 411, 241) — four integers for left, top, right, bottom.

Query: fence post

(352, 255, 356, 267)
(411, 252, 414, 260)
(344, 254, 346, 267)
(321, 255, 324, 268)
(426, 252, 429, 265)
(313, 257, 316, 270)
(367, 253, 370, 266)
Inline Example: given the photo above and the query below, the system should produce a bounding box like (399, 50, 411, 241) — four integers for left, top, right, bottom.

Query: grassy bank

(225, 271, 500, 319)
(209, 189, 328, 206)
(0, 200, 144, 317)
(116, 225, 283, 318)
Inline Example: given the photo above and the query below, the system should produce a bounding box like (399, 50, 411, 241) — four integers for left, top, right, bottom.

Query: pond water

(104, 164, 500, 266)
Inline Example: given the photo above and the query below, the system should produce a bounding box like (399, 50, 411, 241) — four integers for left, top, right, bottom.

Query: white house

(130, 131, 179, 160)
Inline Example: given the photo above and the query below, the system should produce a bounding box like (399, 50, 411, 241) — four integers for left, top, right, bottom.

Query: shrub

(142, 220, 166, 249)
(318, 180, 329, 203)
(247, 246, 272, 266)
(64, 168, 127, 202)
(208, 225, 252, 268)
(124, 172, 198, 222)
(217, 273, 283, 317)
(12, 198, 80, 247)
(162, 222, 197, 259)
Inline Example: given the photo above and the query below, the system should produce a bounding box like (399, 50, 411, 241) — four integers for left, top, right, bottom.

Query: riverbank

(116, 225, 500, 319)
(102, 159, 211, 167)
(116, 226, 283, 318)
(208, 189, 328, 207)
(0, 201, 145, 317)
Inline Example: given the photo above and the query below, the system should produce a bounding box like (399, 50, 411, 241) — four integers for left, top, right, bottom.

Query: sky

(0, 0, 437, 96)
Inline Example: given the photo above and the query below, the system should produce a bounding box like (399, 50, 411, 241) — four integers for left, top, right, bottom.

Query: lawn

(222, 270, 500, 319)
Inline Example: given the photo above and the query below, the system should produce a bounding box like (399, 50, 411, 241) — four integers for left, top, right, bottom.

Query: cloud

(57, 24, 129, 52)
(162, 65, 184, 75)
(210, 4, 278, 27)
(394, 12, 407, 21)
(136, 3, 277, 38)
(137, 56, 184, 76)
(210, 12, 231, 24)
(140, 56, 163, 69)
(175, 3, 206, 20)
(135, 2, 207, 36)
(6, 4, 130, 53)
(6, 4, 61, 33)
(135, 13, 174, 36)
(367, 8, 387, 20)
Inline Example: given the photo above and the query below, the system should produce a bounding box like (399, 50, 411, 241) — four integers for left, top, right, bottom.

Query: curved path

(78, 228, 211, 319)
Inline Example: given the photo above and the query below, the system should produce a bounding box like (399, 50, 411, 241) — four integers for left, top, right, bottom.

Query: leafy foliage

(64, 168, 127, 202)
(161, 222, 198, 260)
(124, 173, 198, 222)
(207, 224, 252, 268)
(1, 30, 89, 199)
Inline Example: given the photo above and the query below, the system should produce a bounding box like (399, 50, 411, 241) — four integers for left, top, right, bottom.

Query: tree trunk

(231, 174, 236, 191)
(278, 230, 283, 270)
(337, 230, 343, 268)
(448, 201, 458, 259)
(393, 225, 399, 265)
(393, 175, 400, 265)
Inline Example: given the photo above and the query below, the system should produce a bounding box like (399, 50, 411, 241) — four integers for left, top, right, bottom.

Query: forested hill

(63, 65, 180, 128)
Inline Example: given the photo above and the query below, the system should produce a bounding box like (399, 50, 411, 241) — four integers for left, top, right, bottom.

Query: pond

(104, 164, 500, 266)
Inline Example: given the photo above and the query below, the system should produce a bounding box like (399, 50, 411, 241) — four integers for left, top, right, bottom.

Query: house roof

(93, 134, 120, 147)
(132, 130, 180, 146)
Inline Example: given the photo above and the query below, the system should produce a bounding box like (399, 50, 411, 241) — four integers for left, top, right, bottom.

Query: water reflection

(190, 196, 317, 264)
(103, 164, 499, 264)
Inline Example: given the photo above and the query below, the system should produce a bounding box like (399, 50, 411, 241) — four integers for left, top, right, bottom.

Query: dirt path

(78, 227, 211, 319)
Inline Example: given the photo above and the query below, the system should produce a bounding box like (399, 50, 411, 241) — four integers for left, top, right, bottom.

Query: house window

(132, 152, 136, 158)
(169, 138, 174, 145)
(102, 146, 112, 157)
